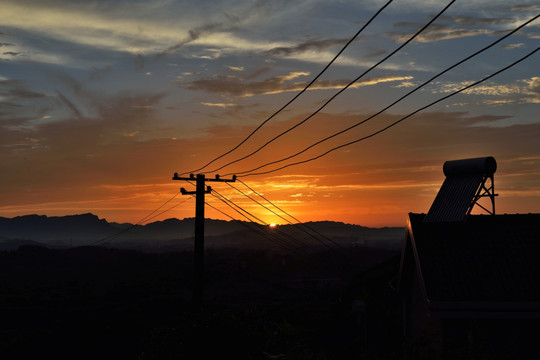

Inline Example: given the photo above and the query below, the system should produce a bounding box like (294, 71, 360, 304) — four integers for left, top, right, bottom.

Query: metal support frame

(466, 175, 497, 216)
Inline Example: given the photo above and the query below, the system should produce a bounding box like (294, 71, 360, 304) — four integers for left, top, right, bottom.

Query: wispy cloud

(506, 4, 540, 12)
(433, 77, 540, 104)
(439, 15, 515, 26)
(384, 10, 534, 44)
(500, 43, 525, 50)
(523, 77, 540, 103)
(187, 72, 413, 97)
(201, 102, 238, 108)
(3, 51, 21, 56)
(385, 23, 492, 43)
(0, 0, 266, 58)
(1, 72, 167, 155)
(227, 65, 244, 72)
(0, 79, 46, 99)
(263, 38, 350, 57)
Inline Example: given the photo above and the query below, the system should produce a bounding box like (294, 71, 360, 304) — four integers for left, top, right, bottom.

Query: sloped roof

(407, 213, 540, 303)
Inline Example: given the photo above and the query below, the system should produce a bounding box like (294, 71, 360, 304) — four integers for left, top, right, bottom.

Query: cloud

(156, 0, 287, 57)
(27, 92, 167, 157)
(523, 77, 540, 103)
(201, 102, 238, 108)
(0, 79, 46, 99)
(187, 71, 413, 97)
(386, 23, 491, 43)
(157, 21, 236, 57)
(0, 80, 52, 131)
(365, 49, 388, 59)
(244, 67, 273, 81)
(1, 71, 168, 156)
(263, 38, 350, 57)
(393, 81, 416, 88)
(386, 9, 540, 44)
(186, 71, 309, 97)
(500, 43, 525, 50)
(507, 4, 540, 12)
(432, 77, 540, 104)
(0, 0, 264, 59)
(227, 66, 244, 72)
(440, 15, 515, 26)
(520, 31, 540, 40)
(55, 91, 83, 119)
(525, 77, 540, 93)
(88, 65, 113, 81)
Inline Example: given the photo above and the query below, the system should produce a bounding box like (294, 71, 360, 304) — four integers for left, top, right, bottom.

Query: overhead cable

(196, 194, 294, 251)
(211, 188, 316, 251)
(225, 13, 540, 176)
(178, 0, 395, 176)
(205, 0, 457, 175)
(209, 190, 311, 253)
(88, 191, 190, 246)
(237, 179, 342, 247)
(240, 46, 540, 176)
(227, 181, 341, 250)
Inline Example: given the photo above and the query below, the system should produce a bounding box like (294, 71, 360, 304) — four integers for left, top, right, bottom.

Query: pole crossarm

(173, 173, 237, 182)
(180, 187, 211, 195)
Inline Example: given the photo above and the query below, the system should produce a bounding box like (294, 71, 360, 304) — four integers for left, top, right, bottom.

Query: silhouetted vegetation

(0, 244, 402, 359)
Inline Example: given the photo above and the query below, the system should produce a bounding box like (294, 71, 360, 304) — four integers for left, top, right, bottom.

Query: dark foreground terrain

(0, 245, 402, 359)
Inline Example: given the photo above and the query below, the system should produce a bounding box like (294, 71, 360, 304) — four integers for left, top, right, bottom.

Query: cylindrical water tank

(443, 156, 497, 176)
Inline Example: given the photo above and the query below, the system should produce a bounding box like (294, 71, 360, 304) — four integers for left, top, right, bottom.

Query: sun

(269, 223, 277, 228)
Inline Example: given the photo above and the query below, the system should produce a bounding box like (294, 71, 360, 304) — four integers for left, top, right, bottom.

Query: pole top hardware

(173, 173, 237, 182)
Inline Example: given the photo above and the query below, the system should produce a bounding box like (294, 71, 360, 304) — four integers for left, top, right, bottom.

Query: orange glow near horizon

(1, 113, 539, 228)
(1, 1, 539, 231)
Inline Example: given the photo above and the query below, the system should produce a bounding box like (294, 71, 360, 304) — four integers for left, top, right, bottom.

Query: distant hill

(0, 213, 404, 251)
(0, 213, 115, 244)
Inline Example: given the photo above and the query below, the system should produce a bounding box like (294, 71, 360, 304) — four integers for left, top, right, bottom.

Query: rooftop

(407, 212, 540, 303)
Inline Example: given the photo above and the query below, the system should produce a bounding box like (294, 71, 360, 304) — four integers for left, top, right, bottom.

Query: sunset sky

(1, 0, 539, 227)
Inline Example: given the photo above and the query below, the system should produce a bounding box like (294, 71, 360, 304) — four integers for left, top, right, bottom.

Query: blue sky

(1, 0, 539, 226)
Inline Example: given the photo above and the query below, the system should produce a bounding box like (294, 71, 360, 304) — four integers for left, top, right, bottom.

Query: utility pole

(172, 173, 236, 310)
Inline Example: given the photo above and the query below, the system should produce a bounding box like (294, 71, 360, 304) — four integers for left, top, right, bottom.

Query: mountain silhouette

(0, 213, 403, 251)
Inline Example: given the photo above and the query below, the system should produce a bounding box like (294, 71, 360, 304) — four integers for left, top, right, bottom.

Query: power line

(204, 0, 457, 175)
(225, 182, 292, 224)
(226, 14, 540, 177)
(240, 46, 540, 177)
(236, 178, 342, 248)
(211, 188, 310, 250)
(88, 191, 190, 246)
(210, 188, 316, 252)
(178, 0, 395, 176)
(207, 192, 353, 279)
(188, 179, 319, 253)
(135, 190, 182, 224)
(188, 192, 284, 249)
(140, 197, 193, 225)
(226, 181, 341, 250)
(208, 190, 309, 253)
(205, 194, 298, 252)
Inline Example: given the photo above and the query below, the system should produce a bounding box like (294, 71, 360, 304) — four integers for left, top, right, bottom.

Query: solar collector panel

(424, 174, 484, 222)
(424, 157, 496, 223)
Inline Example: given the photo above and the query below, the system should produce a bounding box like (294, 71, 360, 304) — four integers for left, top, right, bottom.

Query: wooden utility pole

(172, 173, 236, 310)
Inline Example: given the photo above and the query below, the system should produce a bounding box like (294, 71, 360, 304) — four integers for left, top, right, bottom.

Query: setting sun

(269, 223, 277, 228)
